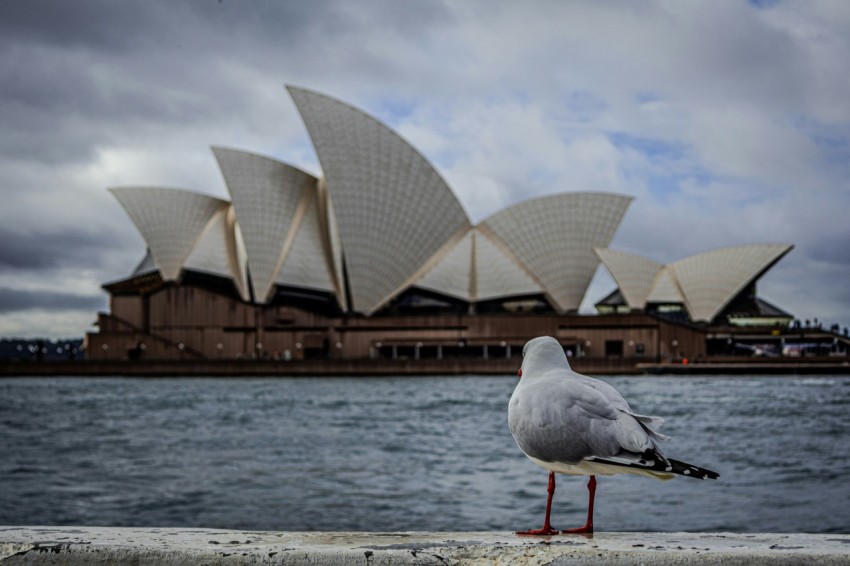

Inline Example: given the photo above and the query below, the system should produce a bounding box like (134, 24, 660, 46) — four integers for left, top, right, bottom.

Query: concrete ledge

(2, 527, 848, 565)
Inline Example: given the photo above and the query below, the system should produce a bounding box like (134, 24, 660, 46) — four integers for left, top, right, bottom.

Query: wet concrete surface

(2, 526, 849, 564)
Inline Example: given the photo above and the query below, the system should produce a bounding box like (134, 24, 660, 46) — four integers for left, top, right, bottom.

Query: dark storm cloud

(0, 2, 160, 52)
(0, 1, 452, 82)
(0, 287, 105, 314)
(0, 227, 127, 271)
(0, 1, 453, 167)
(0, 3, 217, 163)
(0, 1, 326, 51)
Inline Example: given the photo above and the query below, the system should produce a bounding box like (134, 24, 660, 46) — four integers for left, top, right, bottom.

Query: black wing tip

(587, 453, 720, 479)
(668, 458, 719, 480)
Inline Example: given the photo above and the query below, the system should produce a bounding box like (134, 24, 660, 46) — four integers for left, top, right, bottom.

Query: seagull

(508, 336, 718, 535)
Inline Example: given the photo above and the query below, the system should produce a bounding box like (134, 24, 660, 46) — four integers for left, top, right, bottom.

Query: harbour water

(1, 375, 848, 533)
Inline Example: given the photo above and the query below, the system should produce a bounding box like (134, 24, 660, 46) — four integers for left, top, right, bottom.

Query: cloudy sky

(1, 0, 848, 338)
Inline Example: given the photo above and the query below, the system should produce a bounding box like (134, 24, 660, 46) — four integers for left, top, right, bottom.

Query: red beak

(517, 368, 522, 378)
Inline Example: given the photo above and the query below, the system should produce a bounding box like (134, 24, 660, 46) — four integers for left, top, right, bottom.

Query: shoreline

(1, 358, 848, 377)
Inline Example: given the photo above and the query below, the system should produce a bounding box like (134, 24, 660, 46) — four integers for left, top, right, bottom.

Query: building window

(605, 340, 624, 357)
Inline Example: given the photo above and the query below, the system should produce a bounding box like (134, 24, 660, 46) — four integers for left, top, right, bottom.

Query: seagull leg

(562, 475, 596, 534)
(517, 471, 559, 536)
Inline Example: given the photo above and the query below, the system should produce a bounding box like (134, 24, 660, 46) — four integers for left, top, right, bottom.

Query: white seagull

(508, 336, 718, 535)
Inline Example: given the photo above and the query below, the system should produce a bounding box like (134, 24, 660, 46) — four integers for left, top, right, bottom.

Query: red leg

(517, 471, 559, 536)
(562, 475, 596, 534)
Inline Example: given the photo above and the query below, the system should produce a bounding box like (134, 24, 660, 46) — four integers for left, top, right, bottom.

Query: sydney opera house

(87, 86, 797, 366)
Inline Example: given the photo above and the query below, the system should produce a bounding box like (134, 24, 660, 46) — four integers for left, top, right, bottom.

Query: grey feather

(509, 336, 668, 465)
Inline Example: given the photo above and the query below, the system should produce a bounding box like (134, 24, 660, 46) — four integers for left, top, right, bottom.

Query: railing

(95, 313, 207, 360)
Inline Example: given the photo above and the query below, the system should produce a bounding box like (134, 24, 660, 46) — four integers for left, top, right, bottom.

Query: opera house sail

(91, 86, 796, 363)
(287, 86, 473, 316)
(594, 244, 794, 325)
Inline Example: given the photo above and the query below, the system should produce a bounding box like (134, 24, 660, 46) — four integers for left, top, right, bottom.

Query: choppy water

(1, 375, 848, 533)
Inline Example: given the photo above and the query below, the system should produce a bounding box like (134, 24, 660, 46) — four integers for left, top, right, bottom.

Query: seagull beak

(517, 368, 522, 378)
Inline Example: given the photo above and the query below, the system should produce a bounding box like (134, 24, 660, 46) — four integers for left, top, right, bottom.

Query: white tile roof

(474, 229, 543, 301)
(287, 86, 472, 314)
(597, 243, 794, 322)
(668, 243, 794, 322)
(212, 146, 318, 303)
(275, 188, 337, 293)
(184, 205, 250, 301)
(110, 187, 228, 281)
(108, 87, 792, 322)
(594, 248, 663, 308)
(315, 180, 347, 310)
(416, 230, 475, 300)
(482, 193, 633, 311)
(131, 249, 156, 276)
(646, 268, 685, 304)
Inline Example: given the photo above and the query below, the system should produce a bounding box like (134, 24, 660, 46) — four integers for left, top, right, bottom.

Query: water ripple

(1, 375, 848, 533)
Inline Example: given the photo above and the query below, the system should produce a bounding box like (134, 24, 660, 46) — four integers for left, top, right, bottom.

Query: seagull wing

(509, 371, 664, 466)
(570, 371, 670, 442)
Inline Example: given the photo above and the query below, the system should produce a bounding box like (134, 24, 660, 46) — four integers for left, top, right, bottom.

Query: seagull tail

(628, 412, 671, 442)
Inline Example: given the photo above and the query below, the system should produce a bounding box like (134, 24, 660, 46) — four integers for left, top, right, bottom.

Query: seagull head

(519, 336, 571, 379)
